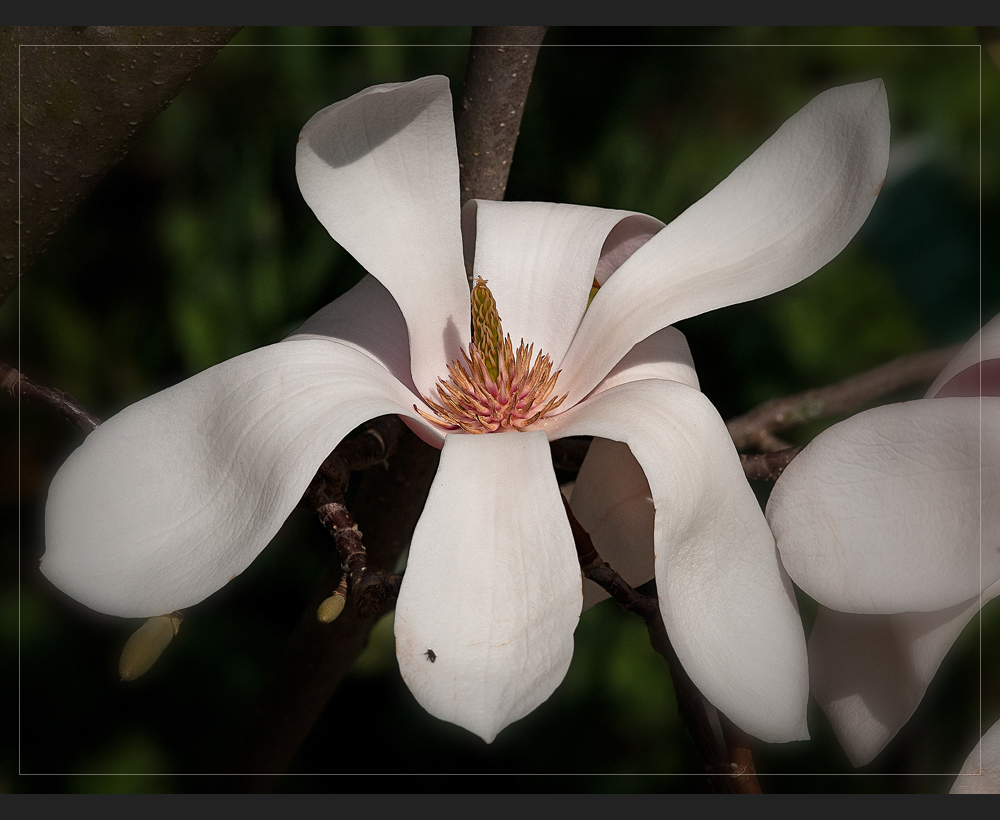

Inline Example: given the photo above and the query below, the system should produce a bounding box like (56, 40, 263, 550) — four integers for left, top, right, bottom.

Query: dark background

(4, 26, 997, 792)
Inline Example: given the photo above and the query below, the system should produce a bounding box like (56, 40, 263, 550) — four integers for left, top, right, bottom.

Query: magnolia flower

(766, 314, 1000, 766)
(42, 75, 889, 744)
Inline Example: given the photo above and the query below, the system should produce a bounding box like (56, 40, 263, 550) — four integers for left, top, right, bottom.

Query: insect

(424, 648, 437, 663)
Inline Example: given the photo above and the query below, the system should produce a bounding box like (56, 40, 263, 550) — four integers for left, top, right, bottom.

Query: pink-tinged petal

(569, 438, 655, 609)
(928, 312, 1000, 398)
(286, 274, 415, 391)
(811, 580, 1000, 768)
(42, 340, 433, 618)
(296, 76, 470, 394)
(394, 431, 581, 743)
(545, 380, 809, 742)
(952, 716, 1000, 793)
(463, 200, 663, 368)
(559, 80, 890, 405)
(587, 326, 699, 399)
(767, 398, 1000, 613)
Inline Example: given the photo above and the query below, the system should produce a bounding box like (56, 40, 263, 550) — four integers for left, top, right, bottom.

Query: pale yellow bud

(317, 592, 347, 623)
(119, 613, 182, 682)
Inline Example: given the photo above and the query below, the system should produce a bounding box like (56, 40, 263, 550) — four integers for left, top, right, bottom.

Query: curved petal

(569, 438, 655, 609)
(394, 431, 581, 743)
(286, 274, 415, 391)
(928, 312, 1000, 398)
(544, 380, 809, 742)
(463, 200, 663, 369)
(42, 340, 432, 618)
(559, 80, 890, 405)
(811, 579, 1000, 768)
(767, 398, 1000, 613)
(952, 716, 1000, 793)
(296, 76, 470, 393)
(587, 326, 699, 399)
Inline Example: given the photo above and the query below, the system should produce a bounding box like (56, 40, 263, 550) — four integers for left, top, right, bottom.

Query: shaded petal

(928, 312, 1000, 398)
(569, 438, 655, 609)
(296, 76, 470, 393)
(811, 580, 1000, 768)
(43, 340, 432, 618)
(286, 274, 415, 391)
(394, 431, 581, 743)
(568, 328, 699, 608)
(952, 716, 1000, 793)
(463, 200, 663, 369)
(544, 380, 809, 742)
(767, 399, 1000, 613)
(560, 80, 890, 404)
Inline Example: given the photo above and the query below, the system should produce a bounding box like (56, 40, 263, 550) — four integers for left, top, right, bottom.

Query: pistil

(415, 278, 567, 434)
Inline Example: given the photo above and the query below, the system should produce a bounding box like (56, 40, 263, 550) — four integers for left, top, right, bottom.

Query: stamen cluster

(416, 335, 566, 434)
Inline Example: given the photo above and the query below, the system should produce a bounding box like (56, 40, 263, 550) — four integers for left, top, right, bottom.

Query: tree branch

(455, 26, 547, 205)
(2, 25, 243, 305)
(726, 346, 959, 452)
(1, 358, 100, 431)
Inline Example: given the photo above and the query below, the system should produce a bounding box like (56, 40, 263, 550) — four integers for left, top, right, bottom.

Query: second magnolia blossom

(766, 314, 1000, 767)
(42, 76, 889, 743)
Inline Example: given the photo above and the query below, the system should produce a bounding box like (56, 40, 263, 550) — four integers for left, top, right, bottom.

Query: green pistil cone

(471, 277, 503, 381)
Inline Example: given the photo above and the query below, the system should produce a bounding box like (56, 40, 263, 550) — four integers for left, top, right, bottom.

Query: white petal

(286, 274, 415, 391)
(559, 80, 890, 404)
(927, 312, 1000, 398)
(42, 340, 430, 617)
(464, 200, 663, 368)
(952, 716, 1000, 793)
(544, 380, 809, 742)
(393, 431, 581, 743)
(586, 326, 699, 399)
(768, 398, 1000, 613)
(569, 438, 655, 609)
(296, 76, 470, 393)
(811, 580, 1000, 768)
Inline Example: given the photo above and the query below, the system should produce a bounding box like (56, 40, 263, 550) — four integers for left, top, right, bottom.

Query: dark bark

(1, 25, 242, 305)
(454, 26, 547, 204)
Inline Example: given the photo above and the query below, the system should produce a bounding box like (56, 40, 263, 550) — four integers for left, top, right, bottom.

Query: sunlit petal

(42, 340, 429, 617)
(768, 399, 1000, 613)
(464, 200, 663, 368)
(545, 380, 809, 742)
(394, 431, 581, 743)
(286, 274, 415, 391)
(296, 75, 470, 393)
(587, 326, 699, 399)
(560, 80, 890, 404)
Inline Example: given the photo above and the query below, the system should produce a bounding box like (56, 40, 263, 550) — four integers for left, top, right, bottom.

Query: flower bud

(119, 612, 182, 681)
(317, 592, 347, 623)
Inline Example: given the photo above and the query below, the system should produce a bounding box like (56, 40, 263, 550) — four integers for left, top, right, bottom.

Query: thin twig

(564, 498, 762, 794)
(1, 359, 101, 431)
(739, 447, 803, 482)
(727, 346, 959, 452)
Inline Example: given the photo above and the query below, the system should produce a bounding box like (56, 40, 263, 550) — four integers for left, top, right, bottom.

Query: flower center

(415, 278, 567, 434)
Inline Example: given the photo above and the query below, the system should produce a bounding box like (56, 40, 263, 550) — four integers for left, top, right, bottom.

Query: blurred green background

(4, 26, 997, 793)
